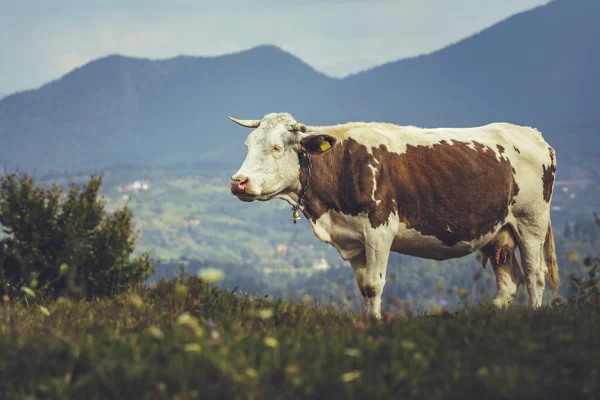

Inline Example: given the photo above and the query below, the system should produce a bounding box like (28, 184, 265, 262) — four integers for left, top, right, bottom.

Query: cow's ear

(300, 134, 337, 155)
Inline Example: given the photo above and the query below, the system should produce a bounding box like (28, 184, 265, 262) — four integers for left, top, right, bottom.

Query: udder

(479, 225, 517, 269)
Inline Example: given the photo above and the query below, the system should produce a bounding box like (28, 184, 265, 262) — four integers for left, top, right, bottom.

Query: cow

(228, 112, 559, 318)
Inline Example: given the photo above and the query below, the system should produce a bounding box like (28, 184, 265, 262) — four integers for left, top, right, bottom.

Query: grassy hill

(1, 275, 598, 399)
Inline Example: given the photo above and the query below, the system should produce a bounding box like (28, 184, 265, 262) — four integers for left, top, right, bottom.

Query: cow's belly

(310, 211, 505, 262)
(391, 224, 497, 261)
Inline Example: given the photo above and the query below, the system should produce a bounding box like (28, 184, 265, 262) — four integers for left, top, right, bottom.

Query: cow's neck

(297, 138, 379, 224)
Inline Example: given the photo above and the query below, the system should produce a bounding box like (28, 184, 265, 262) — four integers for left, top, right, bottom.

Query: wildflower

(246, 368, 258, 378)
(400, 340, 416, 351)
(58, 263, 69, 277)
(207, 319, 216, 328)
(340, 370, 361, 382)
(285, 365, 300, 375)
(255, 308, 274, 320)
(177, 313, 195, 325)
(354, 321, 365, 331)
(476, 366, 490, 378)
(2, 295, 9, 303)
(211, 330, 220, 341)
(174, 283, 189, 301)
(184, 343, 202, 353)
(344, 348, 361, 357)
(385, 315, 393, 325)
(458, 288, 468, 297)
(439, 299, 448, 308)
(583, 386, 590, 394)
(301, 294, 314, 306)
(567, 250, 579, 262)
(177, 313, 204, 337)
(21, 287, 36, 298)
(128, 294, 143, 309)
(197, 268, 224, 283)
(148, 326, 164, 340)
(38, 306, 50, 316)
(264, 337, 279, 348)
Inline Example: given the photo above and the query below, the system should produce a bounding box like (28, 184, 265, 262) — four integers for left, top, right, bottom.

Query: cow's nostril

(231, 176, 250, 187)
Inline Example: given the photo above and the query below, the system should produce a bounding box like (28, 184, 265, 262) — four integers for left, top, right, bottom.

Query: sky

(0, 0, 549, 95)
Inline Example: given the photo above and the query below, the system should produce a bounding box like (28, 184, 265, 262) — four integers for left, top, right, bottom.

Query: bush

(568, 255, 600, 305)
(566, 212, 600, 305)
(0, 172, 154, 299)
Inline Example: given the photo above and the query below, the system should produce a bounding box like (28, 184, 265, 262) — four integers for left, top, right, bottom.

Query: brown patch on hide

(542, 165, 556, 203)
(358, 286, 367, 298)
(300, 138, 520, 247)
(497, 145, 505, 154)
(364, 285, 377, 299)
(513, 146, 520, 154)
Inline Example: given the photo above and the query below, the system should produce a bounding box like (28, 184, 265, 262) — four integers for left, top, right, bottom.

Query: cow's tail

(544, 219, 560, 293)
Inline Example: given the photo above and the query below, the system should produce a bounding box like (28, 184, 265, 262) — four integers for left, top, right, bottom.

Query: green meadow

(1, 275, 598, 400)
(2, 169, 599, 399)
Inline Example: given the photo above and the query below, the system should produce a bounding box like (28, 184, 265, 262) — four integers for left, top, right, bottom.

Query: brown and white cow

(229, 112, 559, 317)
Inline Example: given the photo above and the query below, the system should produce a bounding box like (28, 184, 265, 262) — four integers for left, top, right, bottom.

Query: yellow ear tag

(319, 141, 331, 152)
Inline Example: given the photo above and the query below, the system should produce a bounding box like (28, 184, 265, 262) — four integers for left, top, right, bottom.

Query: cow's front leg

(349, 251, 368, 299)
(349, 244, 392, 318)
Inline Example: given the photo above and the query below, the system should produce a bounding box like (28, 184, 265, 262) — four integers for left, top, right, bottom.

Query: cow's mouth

(230, 184, 258, 202)
(234, 192, 257, 202)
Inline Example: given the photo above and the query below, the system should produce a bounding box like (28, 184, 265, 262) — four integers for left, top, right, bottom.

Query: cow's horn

(229, 116, 261, 128)
(293, 123, 307, 132)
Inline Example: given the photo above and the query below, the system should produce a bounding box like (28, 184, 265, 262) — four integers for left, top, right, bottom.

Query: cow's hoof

(492, 298, 512, 309)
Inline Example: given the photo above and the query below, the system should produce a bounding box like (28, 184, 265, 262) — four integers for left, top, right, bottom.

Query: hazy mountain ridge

(0, 0, 597, 176)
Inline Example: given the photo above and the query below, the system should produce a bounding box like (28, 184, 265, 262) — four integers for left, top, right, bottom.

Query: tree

(0, 173, 154, 298)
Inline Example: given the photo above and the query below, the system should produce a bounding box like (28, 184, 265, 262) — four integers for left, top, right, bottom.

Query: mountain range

(0, 0, 598, 178)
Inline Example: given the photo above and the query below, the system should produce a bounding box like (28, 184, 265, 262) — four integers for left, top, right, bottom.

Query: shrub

(0, 172, 154, 299)
(567, 212, 600, 305)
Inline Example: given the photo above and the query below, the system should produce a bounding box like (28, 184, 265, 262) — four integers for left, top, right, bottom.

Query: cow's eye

(272, 145, 283, 153)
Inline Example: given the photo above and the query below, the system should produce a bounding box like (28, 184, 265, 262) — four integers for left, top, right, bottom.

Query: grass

(1, 275, 599, 400)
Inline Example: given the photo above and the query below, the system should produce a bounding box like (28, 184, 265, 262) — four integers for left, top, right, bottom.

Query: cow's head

(229, 112, 336, 203)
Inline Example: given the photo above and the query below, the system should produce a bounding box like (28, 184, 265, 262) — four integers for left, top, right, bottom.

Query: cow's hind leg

(520, 243, 546, 308)
(516, 224, 548, 309)
(492, 249, 524, 308)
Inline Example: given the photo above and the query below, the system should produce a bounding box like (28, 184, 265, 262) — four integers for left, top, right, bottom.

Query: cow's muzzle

(230, 175, 256, 201)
